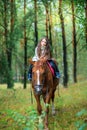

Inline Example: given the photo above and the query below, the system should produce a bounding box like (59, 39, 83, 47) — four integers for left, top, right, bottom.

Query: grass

(0, 81, 87, 130)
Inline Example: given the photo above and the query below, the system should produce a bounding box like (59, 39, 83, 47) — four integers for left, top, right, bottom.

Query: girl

(28, 37, 60, 80)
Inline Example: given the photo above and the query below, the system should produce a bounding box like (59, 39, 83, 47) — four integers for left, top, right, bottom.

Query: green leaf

(38, 123, 44, 130)
(45, 103, 50, 107)
(26, 122, 31, 127)
(75, 121, 80, 128)
(23, 127, 32, 130)
(79, 123, 87, 130)
(76, 109, 87, 117)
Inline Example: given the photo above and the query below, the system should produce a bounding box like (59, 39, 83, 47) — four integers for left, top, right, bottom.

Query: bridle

(33, 61, 48, 95)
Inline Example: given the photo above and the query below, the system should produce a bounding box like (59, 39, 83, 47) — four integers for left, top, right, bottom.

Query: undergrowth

(0, 81, 87, 130)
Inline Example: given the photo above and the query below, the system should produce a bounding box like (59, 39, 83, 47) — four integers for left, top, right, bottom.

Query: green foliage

(6, 106, 45, 130)
(75, 109, 87, 130)
(0, 81, 87, 129)
(76, 109, 87, 117)
(0, 0, 87, 85)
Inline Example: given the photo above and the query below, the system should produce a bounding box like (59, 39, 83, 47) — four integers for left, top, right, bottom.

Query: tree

(71, 0, 77, 83)
(59, 0, 68, 87)
(0, 49, 8, 83)
(0, 0, 86, 87)
(85, 0, 87, 48)
(3, 0, 15, 88)
(23, 0, 27, 89)
(49, 2, 53, 46)
(40, 0, 53, 38)
(42, 1, 49, 38)
(34, 0, 38, 46)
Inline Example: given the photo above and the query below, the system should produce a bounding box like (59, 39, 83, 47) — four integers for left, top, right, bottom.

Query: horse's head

(31, 59, 47, 95)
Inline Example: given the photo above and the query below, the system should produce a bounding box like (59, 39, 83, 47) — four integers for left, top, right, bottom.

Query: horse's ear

(28, 58, 35, 65)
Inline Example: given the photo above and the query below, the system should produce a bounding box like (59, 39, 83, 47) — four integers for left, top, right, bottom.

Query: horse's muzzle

(34, 85, 43, 95)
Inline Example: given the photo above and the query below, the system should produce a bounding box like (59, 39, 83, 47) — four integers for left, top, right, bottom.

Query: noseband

(34, 84, 43, 95)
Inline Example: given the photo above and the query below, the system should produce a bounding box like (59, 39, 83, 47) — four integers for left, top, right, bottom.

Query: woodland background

(0, 0, 87, 89)
(0, 0, 87, 130)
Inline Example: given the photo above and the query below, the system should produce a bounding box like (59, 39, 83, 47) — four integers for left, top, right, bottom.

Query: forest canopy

(0, 0, 87, 88)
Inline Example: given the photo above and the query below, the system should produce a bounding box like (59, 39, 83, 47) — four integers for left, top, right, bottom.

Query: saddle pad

(47, 61, 55, 76)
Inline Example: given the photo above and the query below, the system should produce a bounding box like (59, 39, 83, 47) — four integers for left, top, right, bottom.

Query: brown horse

(30, 59, 59, 129)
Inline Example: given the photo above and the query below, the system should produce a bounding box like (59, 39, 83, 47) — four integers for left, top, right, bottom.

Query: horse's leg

(51, 90, 56, 115)
(44, 89, 53, 129)
(44, 101, 50, 130)
(51, 79, 58, 115)
(34, 93, 42, 115)
(34, 94, 45, 130)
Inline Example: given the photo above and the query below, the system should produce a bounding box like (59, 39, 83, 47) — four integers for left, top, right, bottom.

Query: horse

(29, 58, 59, 130)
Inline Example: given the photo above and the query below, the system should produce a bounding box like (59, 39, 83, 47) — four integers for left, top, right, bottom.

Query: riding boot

(48, 60, 60, 78)
(28, 64, 33, 80)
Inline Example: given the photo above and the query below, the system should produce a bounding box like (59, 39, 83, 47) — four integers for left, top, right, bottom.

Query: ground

(0, 81, 87, 130)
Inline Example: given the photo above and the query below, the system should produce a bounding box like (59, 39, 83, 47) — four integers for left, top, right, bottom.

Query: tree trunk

(4, 1, 8, 50)
(24, 0, 27, 89)
(59, 0, 68, 87)
(71, 0, 77, 83)
(85, 0, 87, 47)
(4, 0, 14, 88)
(45, 3, 49, 38)
(9, 0, 14, 69)
(34, 0, 38, 47)
(49, 3, 52, 46)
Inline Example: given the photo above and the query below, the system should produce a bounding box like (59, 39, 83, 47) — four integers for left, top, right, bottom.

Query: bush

(75, 109, 87, 130)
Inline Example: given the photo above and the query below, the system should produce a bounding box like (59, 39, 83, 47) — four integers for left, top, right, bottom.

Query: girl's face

(41, 38, 47, 46)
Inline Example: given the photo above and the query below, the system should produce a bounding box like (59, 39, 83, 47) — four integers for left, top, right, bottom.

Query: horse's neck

(46, 64, 53, 80)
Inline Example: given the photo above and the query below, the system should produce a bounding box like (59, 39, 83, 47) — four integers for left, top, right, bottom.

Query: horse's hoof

(52, 109, 56, 116)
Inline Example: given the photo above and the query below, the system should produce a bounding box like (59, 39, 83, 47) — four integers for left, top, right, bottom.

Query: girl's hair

(37, 37, 52, 59)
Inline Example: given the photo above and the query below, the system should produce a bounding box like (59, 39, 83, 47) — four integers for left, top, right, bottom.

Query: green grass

(0, 81, 87, 130)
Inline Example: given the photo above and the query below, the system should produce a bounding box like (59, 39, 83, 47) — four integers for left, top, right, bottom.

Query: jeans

(28, 60, 60, 80)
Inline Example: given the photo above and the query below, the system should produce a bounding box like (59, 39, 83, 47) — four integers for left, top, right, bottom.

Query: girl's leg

(28, 64, 33, 80)
(48, 60, 60, 78)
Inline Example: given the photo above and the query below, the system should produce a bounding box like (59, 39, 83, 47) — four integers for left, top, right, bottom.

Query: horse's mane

(32, 59, 47, 72)
(35, 59, 47, 66)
